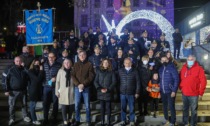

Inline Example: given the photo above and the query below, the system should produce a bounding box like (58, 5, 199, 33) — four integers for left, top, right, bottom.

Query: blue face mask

(187, 61, 194, 67)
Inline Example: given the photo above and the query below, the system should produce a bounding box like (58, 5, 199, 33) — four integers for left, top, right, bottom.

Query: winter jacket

(94, 69, 116, 101)
(3, 65, 29, 91)
(43, 61, 61, 88)
(28, 69, 44, 101)
(147, 80, 160, 99)
(138, 65, 152, 94)
(118, 68, 140, 95)
(179, 62, 207, 96)
(71, 60, 95, 87)
(158, 63, 179, 94)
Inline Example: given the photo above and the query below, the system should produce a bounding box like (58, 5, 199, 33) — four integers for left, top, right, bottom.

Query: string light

(102, 9, 175, 53)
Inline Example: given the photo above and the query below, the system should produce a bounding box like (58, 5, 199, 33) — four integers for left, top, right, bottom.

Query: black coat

(118, 68, 140, 95)
(5, 65, 29, 91)
(138, 65, 152, 94)
(94, 69, 116, 101)
(28, 69, 44, 101)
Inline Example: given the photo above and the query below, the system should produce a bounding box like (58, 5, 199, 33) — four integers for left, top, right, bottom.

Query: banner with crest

(25, 9, 53, 45)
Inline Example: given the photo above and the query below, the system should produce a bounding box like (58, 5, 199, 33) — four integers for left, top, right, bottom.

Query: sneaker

(33, 121, 41, 125)
(169, 123, 174, 126)
(8, 119, 15, 126)
(162, 120, 170, 126)
(120, 121, 126, 126)
(23, 117, 31, 122)
(130, 122, 135, 126)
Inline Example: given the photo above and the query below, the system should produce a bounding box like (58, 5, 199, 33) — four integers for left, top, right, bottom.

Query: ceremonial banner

(25, 9, 53, 45)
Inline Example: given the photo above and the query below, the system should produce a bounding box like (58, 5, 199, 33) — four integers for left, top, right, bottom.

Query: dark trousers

(100, 100, 111, 124)
(161, 92, 176, 124)
(173, 43, 181, 59)
(150, 98, 159, 112)
(61, 105, 74, 122)
(43, 86, 58, 121)
(138, 93, 149, 114)
(182, 94, 198, 126)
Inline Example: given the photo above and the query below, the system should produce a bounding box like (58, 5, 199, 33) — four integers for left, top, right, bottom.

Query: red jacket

(179, 62, 207, 96)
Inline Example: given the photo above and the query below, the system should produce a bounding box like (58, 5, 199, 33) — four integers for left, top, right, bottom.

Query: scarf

(64, 68, 71, 87)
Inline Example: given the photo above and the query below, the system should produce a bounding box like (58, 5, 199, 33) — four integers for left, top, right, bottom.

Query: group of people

(1, 27, 207, 126)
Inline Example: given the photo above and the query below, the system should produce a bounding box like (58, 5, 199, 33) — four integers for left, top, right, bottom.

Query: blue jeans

(120, 94, 135, 122)
(161, 92, 176, 124)
(75, 87, 91, 122)
(182, 94, 198, 126)
(30, 101, 37, 121)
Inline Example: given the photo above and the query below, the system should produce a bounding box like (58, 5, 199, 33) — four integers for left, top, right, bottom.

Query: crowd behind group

(1, 27, 207, 126)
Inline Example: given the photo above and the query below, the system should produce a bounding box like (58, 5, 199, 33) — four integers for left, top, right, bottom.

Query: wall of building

(74, 0, 174, 38)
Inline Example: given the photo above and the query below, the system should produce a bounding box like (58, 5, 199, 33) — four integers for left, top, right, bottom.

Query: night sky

(0, 0, 209, 31)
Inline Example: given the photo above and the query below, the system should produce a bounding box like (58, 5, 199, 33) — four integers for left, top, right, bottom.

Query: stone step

(176, 93, 210, 101)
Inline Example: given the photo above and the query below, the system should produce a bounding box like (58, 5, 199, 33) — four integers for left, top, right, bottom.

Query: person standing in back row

(172, 28, 183, 59)
(179, 55, 207, 126)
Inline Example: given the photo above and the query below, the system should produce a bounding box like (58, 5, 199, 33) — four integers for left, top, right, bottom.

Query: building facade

(74, 0, 174, 39)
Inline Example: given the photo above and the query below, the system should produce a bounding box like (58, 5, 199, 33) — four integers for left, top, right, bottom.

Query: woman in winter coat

(94, 59, 116, 126)
(55, 59, 74, 126)
(28, 59, 44, 125)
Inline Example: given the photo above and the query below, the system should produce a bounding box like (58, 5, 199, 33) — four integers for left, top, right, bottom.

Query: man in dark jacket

(172, 28, 183, 59)
(2, 56, 31, 125)
(42, 52, 61, 125)
(72, 51, 95, 126)
(159, 55, 179, 126)
(118, 58, 140, 126)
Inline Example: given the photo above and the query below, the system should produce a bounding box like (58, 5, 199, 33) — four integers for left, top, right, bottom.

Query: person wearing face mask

(68, 29, 79, 54)
(40, 47, 49, 64)
(118, 58, 140, 126)
(158, 55, 179, 126)
(138, 55, 152, 116)
(27, 59, 44, 125)
(19, 46, 34, 69)
(179, 55, 207, 126)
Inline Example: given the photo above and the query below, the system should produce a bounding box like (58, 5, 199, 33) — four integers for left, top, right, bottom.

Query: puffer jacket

(179, 62, 206, 96)
(43, 61, 61, 88)
(158, 63, 179, 94)
(118, 68, 140, 95)
(138, 65, 152, 94)
(94, 69, 116, 101)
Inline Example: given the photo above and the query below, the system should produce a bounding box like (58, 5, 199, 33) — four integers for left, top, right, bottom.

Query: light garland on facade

(102, 9, 175, 53)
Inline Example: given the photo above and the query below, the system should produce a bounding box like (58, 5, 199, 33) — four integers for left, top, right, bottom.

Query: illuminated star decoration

(102, 10, 175, 53)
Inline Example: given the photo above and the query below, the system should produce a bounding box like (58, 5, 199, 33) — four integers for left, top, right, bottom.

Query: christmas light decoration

(102, 9, 175, 52)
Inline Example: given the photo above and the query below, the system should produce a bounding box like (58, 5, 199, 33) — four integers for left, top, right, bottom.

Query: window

(106, 11, 114, 21)
(94, 14, 100, 27)
(94, 0, 100, 8)
(133, 0, 139, 7)
(81, 15, 88, 27)
(160, 0, 166, 7)
(107, 0, 113, 7)
(146, 0, 154, 7)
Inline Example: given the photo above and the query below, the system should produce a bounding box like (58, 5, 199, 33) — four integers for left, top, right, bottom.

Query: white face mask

(125, 67, 132, 71)
(143, 60, 148, 65)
